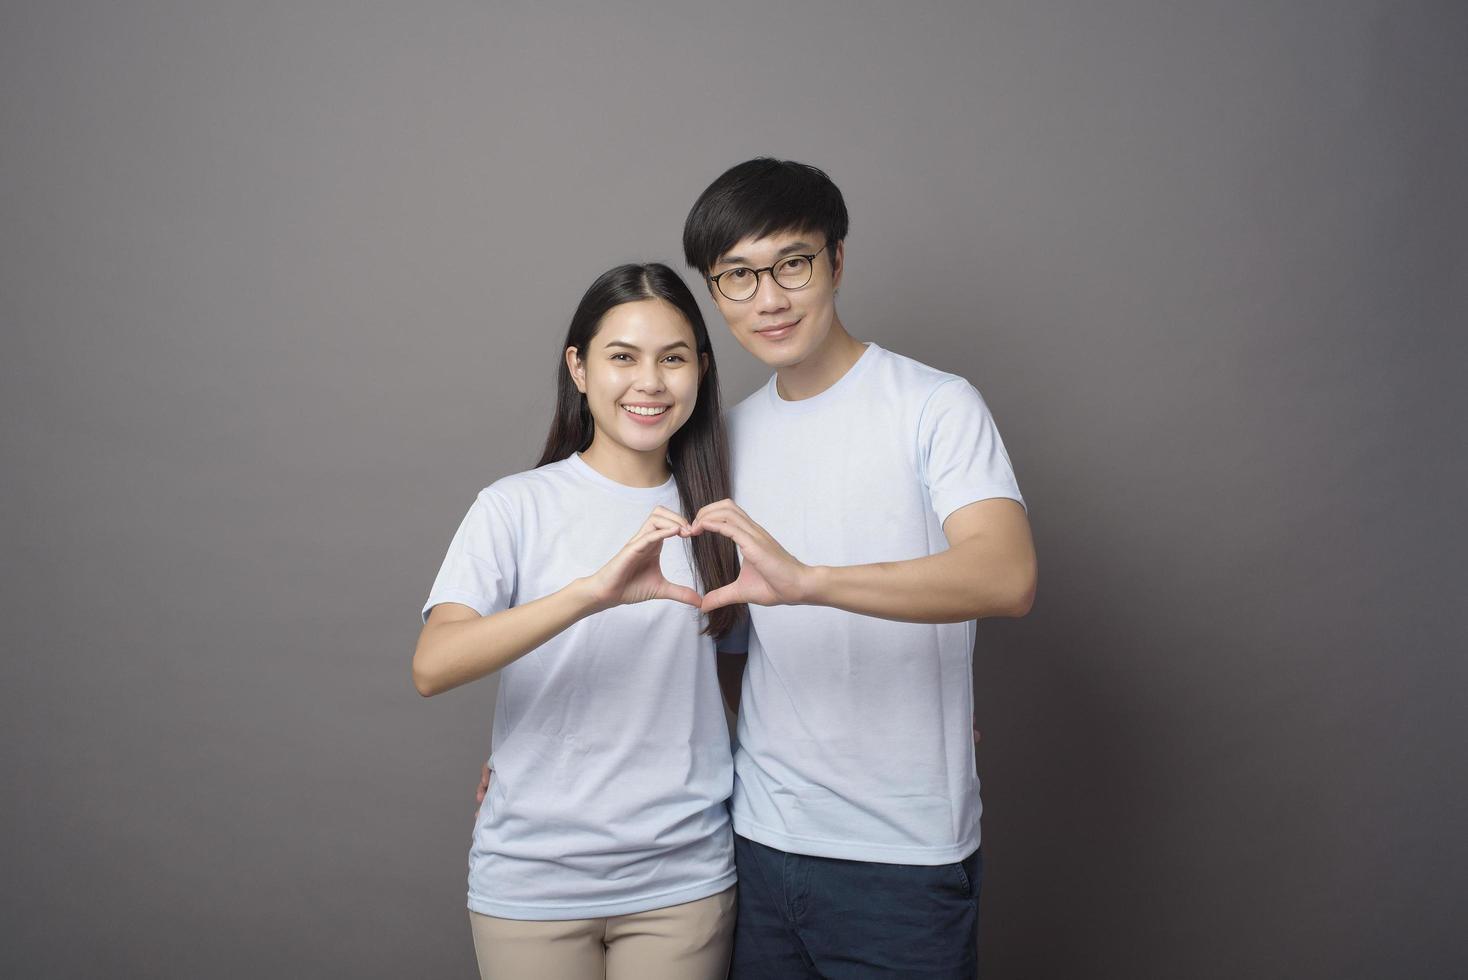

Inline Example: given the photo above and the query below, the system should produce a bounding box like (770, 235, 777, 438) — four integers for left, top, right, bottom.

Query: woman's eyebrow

(603, 340, 694, 352)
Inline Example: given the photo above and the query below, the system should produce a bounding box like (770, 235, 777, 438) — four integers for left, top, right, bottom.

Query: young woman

(413, 264, 743, 980)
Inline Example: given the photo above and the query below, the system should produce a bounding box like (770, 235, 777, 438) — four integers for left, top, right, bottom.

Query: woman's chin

(608, 426, 674, 457)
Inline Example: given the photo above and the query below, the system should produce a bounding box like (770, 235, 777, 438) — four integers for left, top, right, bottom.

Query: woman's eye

(663, 355, 686, 364)
(610, 353, 632, 362)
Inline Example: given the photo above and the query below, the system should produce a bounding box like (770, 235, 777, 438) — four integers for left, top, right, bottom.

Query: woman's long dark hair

(537, 263, 744, 639)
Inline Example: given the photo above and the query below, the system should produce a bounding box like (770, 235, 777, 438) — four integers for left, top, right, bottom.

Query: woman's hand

(583, 506, 702, 610)
(415, 507, 701, 697)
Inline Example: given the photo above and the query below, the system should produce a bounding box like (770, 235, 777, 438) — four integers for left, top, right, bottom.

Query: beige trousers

(468, 886, 736, 980)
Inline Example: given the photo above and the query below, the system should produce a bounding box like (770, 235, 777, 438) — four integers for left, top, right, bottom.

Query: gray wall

(2, 1, 1463, 977)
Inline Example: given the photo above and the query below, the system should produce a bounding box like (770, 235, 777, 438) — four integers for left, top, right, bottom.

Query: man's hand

(473, 761, 490, 827)
(690, 499, 814, 612)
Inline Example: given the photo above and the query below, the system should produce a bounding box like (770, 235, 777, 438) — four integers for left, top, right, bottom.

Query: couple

(414, 158, 1037, 979)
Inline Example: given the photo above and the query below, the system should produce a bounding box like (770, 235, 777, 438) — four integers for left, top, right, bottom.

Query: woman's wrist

(569, 576, 615, 617)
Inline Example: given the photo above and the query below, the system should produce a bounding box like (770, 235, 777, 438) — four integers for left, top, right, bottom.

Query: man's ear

(565, 346, 587, 393)
(831, 240, 845, 291)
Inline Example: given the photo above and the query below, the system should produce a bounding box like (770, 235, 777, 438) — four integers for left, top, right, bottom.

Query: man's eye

(727, 268, 752, 281)
(781, 258, 805, 272)
(610, 353, 632, 361)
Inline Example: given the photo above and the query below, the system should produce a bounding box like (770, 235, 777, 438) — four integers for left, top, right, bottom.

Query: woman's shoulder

(447, 461, 581, 551)
(475, 457, 581, 508)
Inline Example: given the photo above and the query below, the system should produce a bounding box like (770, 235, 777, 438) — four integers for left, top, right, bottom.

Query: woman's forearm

(413, 581, 606, 696)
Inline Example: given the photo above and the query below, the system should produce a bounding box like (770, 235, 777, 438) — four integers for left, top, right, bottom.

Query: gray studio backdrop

(2, 1, 1463, 977)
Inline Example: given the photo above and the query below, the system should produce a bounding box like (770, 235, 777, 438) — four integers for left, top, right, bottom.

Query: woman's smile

(621, 402, 672, 423)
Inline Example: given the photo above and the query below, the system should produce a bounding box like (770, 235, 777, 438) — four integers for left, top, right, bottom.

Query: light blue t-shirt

(720, 344, 1025, 865)
(422, 454, 735, 919)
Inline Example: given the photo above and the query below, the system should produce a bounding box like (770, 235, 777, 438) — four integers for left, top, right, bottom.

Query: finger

(627, 524, 684, 556)
(650, 505, 691, 529)
(695, 498, 756, 526)
(696, 516, 758, 553)
(720, 509, 766, 540)
(633, 522, 684, 545)
(718, 499, 753, 521)
(691, 507, 760, 542)
(658, 584, 704, 607)
(644, 523, 685, 545)
(700, 582, 744, 612)
(689, 498, 731, 519)
(692, 498, 736, 524)
(636, 515, 679, 537)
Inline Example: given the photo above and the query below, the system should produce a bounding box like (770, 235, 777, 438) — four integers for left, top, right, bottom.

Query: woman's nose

(634, 364, 665, 392)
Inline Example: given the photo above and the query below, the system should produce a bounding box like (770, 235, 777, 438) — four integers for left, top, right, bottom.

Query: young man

(682, 158, 1036, 978)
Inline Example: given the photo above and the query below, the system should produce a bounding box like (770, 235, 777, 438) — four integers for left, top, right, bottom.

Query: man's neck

(774, 317, 868, 401)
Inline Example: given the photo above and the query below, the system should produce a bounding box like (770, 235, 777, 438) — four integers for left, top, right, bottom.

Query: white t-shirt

(422, 453, 735, 919)
(719, 343, 1025, 864)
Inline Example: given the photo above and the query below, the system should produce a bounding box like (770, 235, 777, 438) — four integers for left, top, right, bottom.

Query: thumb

(659, 583, 704, 608)
(700, 582, 743, 613)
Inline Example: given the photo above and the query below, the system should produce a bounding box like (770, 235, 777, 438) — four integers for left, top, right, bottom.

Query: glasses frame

(706, 245, 829, 302)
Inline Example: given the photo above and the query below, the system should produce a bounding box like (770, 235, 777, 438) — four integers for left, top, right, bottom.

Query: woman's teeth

(622, 405, 668, 416)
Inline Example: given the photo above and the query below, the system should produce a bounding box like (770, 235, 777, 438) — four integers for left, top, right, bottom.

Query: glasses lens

(718, 268, 757, 301)
(773, 256, 812, 289)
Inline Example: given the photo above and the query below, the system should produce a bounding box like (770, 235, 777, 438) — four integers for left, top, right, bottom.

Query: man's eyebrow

(603, 339, 694, 352)
(716, 241, 818, 267)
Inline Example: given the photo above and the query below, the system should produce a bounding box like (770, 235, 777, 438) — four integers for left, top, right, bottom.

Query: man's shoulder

(867, 344, 970, 397)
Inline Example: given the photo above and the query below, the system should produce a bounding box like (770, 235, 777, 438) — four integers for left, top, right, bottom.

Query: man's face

(707, 229, 844, 370)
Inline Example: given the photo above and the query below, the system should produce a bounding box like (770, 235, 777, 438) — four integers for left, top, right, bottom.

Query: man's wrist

(797, 564, 832, 606)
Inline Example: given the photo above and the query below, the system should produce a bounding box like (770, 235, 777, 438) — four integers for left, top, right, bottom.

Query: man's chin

(739, 336, 808, 370)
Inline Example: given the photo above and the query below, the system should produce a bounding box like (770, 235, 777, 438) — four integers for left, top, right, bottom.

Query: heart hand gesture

(691, 499, 814, 612)
(584, 506, 702, 610)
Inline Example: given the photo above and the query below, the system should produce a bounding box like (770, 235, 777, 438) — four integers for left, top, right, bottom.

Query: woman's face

(567, 298, 705, 461)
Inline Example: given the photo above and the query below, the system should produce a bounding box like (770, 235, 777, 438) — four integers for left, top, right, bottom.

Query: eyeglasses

(707, 246, 828, 302)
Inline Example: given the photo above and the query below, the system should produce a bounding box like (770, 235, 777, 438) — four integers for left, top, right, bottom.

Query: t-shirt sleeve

(421, 488, 519, 624)
(918, 378, 1026, 525)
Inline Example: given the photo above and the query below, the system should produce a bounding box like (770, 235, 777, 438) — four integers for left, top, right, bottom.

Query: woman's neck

(578, 434, 671, 488)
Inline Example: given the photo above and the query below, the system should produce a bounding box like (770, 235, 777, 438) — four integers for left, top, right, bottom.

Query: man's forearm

(801, 536, 1036, 624)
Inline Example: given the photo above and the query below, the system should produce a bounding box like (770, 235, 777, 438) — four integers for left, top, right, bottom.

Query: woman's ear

(700, 351, 710, 380)
(566, 346, 587, 393)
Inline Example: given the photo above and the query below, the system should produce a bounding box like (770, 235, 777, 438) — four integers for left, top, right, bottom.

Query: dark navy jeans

(730, 834, 982, 979)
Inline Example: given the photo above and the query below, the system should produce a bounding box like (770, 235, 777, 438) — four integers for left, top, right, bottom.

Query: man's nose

(753, 270, 791, 314)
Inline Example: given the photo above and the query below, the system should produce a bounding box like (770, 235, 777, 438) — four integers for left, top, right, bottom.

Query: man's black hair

(682, 158, 849, 277)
